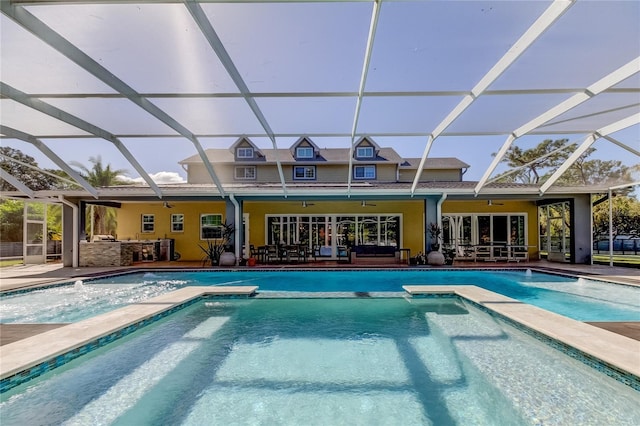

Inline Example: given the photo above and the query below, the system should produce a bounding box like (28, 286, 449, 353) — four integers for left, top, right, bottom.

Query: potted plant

(428, 222, 442, 251)
(427, 222, 445, 266)
(198, 222, 235, 266)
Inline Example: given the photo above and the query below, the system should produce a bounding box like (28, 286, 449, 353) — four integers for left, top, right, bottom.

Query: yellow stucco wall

(117, 201, 228, 261)
(116, 198, 538, 262)
(442, 199, 539, 259)
(117, 199, 426, 261)
(242, 199, 425, 255)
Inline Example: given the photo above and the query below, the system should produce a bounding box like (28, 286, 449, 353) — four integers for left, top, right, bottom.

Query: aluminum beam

(539, 113, 640, 194)
(410, 0, 575, 195)
(18, 87, 640, 101)
(347, 0, 381, 196)
(602, 135, 640, 157)
(0, 125, 99, 198)
(0, 169, 35, 198)
(1, 2, 226, 197)
(486, 139, 577, 185)
(185, 0, 288, 197)
(0, 153, 80, 188)
(476, 56, 640, 194)
(1, 83, 163, 198)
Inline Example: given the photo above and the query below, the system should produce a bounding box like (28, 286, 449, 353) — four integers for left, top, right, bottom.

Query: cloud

(118, 171, 186, 185)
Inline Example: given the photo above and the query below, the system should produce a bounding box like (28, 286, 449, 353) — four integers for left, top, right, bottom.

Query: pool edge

(405, 285, 640, 389)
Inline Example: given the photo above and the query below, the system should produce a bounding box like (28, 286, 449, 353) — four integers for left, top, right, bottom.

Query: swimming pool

(1, 297, 638, 425)
(1, 270, 638, 323)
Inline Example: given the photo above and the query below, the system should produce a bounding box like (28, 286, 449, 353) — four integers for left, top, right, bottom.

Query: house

(113, 136, 592, 265)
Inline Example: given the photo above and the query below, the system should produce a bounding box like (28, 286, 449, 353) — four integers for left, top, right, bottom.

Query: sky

(1, 0, 639, 187)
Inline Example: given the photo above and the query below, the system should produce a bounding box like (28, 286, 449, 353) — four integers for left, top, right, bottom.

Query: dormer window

(356, 146, 374, 158)
(296, 147, 314, 159)
(237, 147, 253, 159)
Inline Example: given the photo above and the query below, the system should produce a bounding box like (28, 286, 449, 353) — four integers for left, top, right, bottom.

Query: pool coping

(1, 284, 638, 393)
(0, 286, 257, 383)
(404, 285, 640, 383)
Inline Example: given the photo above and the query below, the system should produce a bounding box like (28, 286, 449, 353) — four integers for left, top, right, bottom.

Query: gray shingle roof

(400, 158, 470, 169)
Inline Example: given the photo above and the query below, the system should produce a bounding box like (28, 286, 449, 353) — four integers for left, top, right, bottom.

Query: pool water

(1, 298, 638, 425)
(1, 270, 638, 323)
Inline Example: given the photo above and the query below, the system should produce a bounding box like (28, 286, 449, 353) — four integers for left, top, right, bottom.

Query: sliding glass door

(266, 214, 401, 258)
(443, 213, 528, 256)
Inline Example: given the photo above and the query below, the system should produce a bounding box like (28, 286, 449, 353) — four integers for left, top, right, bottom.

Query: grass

(0, 259, 23, 268)
(592, 254, 640, 267)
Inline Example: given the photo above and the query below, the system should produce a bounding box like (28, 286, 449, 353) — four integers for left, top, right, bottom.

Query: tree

(493, 139, 572, 184)
(494, 139, 638, 239)
(493, 140, 633, 189)
(0, 200, 62, 242)
(555, 157, 632, 188)
(70, 156, 128, 236)
(0, 147, 59, 191)
(0, 199, 24, 242)
(593, 195, 640, 237)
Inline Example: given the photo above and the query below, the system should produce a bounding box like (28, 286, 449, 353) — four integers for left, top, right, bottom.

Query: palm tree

(71, 156, 127, 236)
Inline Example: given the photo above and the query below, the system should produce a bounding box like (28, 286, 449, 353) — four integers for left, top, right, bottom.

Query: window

(236, 147, 253, 158)
(354, 165, 376, 179)
(294, 166, 316, 180)
(356, 146, 374, 158)
(201, 214, 223, 239)
(235, 166, 256, 180)
(266, 214, 400, 250)
(171, 214, 184, 232)
(141, 214, 155, 233)
(296, 147, 314, 159)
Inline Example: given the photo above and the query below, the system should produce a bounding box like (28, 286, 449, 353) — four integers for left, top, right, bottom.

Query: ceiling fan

(361, 200, 377, 207)
(487, 200, 504, 206)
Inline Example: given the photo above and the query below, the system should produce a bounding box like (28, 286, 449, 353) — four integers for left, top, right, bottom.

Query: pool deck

(1, 260, 638, 385)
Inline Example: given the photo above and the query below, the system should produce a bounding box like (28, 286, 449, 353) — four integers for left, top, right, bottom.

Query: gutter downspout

(58, 196, 78, 268)
(436, 193, 447, 252)
(229, 193, 241, 264)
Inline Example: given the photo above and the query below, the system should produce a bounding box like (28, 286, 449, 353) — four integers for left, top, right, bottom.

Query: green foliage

(0, 200, 62, 242)
(47, 204, 62, 240)
(0, 199, 24, 242)
(0, 259, 23, 268)
(71, 156, 128, 236)
(70, 155, 127, 187)
(493, 139, 572, 184)
(493, 139, 632, 191)
(428, 222, 442, 250)
(593, 195, 640, 237)
(0, 147, 59, 191)
(494, 138, 638, 239)
(198, 222, 235, 266)
(554, 158, 632, 189)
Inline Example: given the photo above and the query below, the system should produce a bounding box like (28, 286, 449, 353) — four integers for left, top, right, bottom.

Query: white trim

(296, 147, 314, 159)
(293, 165, 316, 180)
(170, 213, 184, 233)
(141, 214, 155, 233)
(200, 213, 223, 240)
(353, 165, 376, 179)
(236, 147, 254, 159)
(356, 146, 374, 158)
(234, 165, 256, 180)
